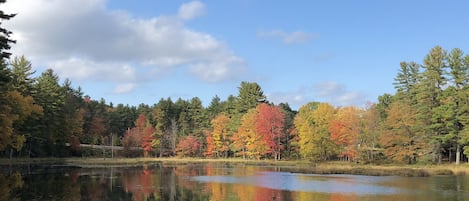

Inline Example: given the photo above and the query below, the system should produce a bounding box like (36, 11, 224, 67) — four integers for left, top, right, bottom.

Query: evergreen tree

(33, 69, 67, 156)
(447, 48, 469, 164)
(414, 46, 448, 163)
(10, 56, 36, 96)
(376, 93, 393, 120)
(207, 95, 223, 120)
(153, 98, 178, 156)
(0, 0, 16, 61)
(393, 61, 420, 105)
(278, 102, 298, 159)
(62, 79, 84, 148)
(188, 97, 208, 137)
(236, 81, 267, 114)
(175, 98, 190, 136)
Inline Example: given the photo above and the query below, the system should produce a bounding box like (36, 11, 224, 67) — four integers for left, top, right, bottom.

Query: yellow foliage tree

(211, 114, 231, 157)
(0, 91, 42, 152)
(295, 102, 337, 160)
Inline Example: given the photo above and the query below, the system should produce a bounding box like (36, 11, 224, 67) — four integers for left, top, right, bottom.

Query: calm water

(1, 163, 469, 201)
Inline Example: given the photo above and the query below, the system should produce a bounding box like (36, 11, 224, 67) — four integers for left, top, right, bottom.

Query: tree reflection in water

(1, 163, 468, 201)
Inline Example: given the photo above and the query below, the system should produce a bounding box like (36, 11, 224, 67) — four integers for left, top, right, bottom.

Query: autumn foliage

(176, 136, 201, 157)
(380, 101, 421, 164)
(122, 114, 155, 157)
(230, 104, 286, 160)
(204, 130, 215, 157)
(329, 106, 362, 161)
(209, 114, 231, 157)
(234, 108, 263, 159)
(255, 103, 285, 160)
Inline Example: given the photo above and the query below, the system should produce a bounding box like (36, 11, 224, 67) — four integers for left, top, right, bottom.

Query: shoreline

(1, 157, 468, 177)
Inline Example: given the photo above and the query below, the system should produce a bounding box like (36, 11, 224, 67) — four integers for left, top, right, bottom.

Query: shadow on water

(1, 163, 469, 201)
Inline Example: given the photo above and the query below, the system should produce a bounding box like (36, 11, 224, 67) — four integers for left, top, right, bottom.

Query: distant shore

(1, 157, 468, 177)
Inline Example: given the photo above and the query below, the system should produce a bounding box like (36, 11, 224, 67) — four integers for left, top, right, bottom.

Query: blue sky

(3, 0, 469, 109)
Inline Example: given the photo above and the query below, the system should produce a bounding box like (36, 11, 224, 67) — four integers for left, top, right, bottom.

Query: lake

(1, 163, 468, 201)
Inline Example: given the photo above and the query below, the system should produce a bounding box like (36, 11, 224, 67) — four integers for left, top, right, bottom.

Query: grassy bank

(1, 157, 469, 177)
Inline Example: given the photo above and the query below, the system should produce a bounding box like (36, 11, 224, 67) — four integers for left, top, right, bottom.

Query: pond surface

(1, 163, 469, 201)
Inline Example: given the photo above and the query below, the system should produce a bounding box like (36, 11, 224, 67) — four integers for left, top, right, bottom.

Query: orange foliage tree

(204, 130, 215, 157)
(210, 114, 231, 157)
(329, 106, 362, 161)
(380, 100, 422, 164)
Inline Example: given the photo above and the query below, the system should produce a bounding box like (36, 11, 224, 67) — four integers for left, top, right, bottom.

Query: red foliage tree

(141, 126, 155, 157)
(122, 114, 155, 157)
(255, 103, 286, 160)
(176, 136, 201, 157)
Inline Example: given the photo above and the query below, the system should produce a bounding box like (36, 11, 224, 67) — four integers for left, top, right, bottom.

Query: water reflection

(0, 163, 468, 201)
(193, 172, 403, 195)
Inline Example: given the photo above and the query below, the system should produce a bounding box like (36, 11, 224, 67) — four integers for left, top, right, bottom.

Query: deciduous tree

(210, 114, 231, 157)
(360, 102, 381, 162)
(295, 102, 337, 160)
(255, 103, 285, 160)
(329, 106, 362, 161)
(380, 100, 422, 164)
(233, 109, 258, 159)
(176, 136, 200, 157)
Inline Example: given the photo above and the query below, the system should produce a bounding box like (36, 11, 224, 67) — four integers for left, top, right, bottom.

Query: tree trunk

(449, 149, 452, 163)
(456, 144, 460, 165)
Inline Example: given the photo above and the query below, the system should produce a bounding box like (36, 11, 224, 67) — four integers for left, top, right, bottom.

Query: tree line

(2, 2, 469, 164)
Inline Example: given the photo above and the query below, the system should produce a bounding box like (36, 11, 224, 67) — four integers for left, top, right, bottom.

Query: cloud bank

(3, 0, 246, 93)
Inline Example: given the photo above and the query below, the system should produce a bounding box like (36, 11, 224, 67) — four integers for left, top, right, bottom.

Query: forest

(2, 3, 469, 165)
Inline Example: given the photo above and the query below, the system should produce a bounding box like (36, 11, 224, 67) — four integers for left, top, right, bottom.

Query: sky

(2, 0, 469, 109)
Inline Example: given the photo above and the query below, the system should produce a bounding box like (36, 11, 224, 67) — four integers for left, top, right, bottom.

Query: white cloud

(267, 90, 307, 109)
(268, 82, 367, 109)
(50, 57, 137, 82)
(189, 54, 246, 82)
(178, 1, 206, 20)
(334, 91, 364, 106)
(313, 82, 366, 106)
(113, 83, 137, 94)
(3, 0, 245, 93)
(257, 29, 318, 44)
(314, 81, 344, 97)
